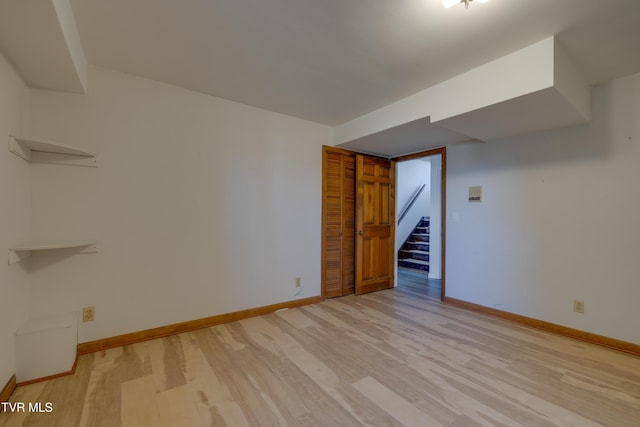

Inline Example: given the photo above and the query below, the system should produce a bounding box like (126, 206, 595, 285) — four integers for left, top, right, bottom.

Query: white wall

(446, 72, 640, 344)
(0, 53, 32, 388)
(26, 66, 332, 344)
(428, 154, 442, 280)
(396, 159, 430, 252)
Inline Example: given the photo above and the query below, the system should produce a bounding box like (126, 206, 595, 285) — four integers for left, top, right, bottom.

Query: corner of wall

(0, 52, 32, 394)
(52, 0, 88, 94)
(554, 38, 591, 121)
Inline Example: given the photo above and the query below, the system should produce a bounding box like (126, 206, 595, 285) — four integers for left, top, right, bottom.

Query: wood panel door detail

(355, 155, 395, 295)
(322, 148, 355, 298)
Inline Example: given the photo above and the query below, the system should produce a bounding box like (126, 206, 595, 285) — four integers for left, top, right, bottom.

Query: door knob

(358, 230, 364, 236)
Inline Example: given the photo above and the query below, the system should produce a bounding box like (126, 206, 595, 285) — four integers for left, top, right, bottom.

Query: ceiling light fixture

(442, 0, 488, 9)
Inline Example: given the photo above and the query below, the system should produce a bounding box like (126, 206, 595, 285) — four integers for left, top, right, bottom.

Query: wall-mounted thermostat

(468, 185, 482, 202)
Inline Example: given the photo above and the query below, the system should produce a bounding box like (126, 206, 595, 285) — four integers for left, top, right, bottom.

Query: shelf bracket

(8, 249, 30, 265)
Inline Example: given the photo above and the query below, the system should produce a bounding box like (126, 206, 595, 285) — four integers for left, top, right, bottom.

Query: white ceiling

(339, 116, 475, 157)
(65, 0, 640, 126)
(1, 0, 639, 129)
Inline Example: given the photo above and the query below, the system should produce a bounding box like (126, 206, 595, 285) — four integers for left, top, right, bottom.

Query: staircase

(398, 217, 430, 273)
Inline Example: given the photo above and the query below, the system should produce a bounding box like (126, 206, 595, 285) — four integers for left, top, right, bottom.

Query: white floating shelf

(9, 135, 98, 167)
(8, 240, 98, 265)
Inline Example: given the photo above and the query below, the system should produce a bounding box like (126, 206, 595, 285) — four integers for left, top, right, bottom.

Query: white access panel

(14, 312, 78, 383)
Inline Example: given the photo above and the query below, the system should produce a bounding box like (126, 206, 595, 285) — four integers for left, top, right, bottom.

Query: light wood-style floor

(397, 268, 441, 300)
(2, 282, 639, 426)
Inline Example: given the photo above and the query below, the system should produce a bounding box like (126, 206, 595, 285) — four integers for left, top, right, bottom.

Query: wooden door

(322, 147, 355, 298)
(355, 155, 395, 295)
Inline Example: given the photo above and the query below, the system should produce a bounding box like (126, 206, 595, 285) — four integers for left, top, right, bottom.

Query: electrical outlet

(295, 277, 301, 288)
(573, 300, 584, 314)
(82, 306, 95, 322)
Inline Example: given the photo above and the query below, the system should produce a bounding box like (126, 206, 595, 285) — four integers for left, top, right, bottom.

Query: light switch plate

(468, 186, 482, 202)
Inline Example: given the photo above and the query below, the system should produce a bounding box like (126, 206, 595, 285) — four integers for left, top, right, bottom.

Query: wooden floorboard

(1, 283, 639, 426)
(396, 268, 441, 300)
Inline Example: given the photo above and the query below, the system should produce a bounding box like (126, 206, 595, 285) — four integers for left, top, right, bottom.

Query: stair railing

(398, 184, 426, 225)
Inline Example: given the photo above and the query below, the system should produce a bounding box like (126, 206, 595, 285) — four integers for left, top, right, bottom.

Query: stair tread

(398, 219, 432, 273)
(398, 258, 430, 265)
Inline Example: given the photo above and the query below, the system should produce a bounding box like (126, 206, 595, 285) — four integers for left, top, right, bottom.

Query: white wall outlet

(82, 306, 95, 322)
(295, 277, 301, 288)
(573, 300, 584, 314)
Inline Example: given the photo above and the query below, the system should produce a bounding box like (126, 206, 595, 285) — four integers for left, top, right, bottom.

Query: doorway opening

(321, 145, 445, 301)
(393, 148, 446, 301)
